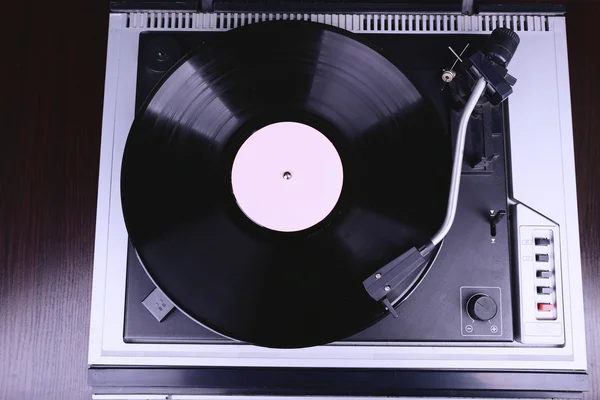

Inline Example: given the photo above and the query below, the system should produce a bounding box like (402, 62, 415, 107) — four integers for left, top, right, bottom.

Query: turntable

(89, 0, 588, 398)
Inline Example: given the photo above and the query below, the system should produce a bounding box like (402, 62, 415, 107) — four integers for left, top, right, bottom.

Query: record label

(231, 121, 344, 232)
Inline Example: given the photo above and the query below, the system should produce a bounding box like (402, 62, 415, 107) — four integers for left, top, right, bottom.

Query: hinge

(200, 0, 214, 12)
(462, 0, 475, 15)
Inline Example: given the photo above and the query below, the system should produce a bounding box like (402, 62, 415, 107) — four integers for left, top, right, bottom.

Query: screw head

(283, 171, 292, 180)
(384, 285, 391, 292)
(442, 70, 456, 83)
(375, 273, 382, 279)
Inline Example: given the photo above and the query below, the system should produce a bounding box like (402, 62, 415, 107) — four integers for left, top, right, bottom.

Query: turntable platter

(121, 20, 451, 348)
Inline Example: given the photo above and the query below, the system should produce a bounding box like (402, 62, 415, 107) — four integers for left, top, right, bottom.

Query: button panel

(532, 232, 557, 321)
(517, 225, 564, 345)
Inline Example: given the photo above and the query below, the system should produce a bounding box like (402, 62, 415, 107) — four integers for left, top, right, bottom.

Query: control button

(490, 325, 498, 333)
(536, 254, 549, 262)
(465, 325, 473, 333)
(467, 294, 498, 321)
(535, 237, 551, 246)
(142, 287, 175, 322)
(537, 286, 553, 295)
(537, 270, 552, 279)
(538, 303, 555, 311)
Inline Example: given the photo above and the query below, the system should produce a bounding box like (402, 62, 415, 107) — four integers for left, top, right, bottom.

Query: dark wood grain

(0, 1, 598, 400)
(566, 2, 600, 398)
(0, 1, 107, 399)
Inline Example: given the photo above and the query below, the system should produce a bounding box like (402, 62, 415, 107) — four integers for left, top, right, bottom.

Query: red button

(537, 303, 554, 311)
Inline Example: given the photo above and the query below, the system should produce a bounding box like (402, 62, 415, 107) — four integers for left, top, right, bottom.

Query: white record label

(231, 122, 344, 232)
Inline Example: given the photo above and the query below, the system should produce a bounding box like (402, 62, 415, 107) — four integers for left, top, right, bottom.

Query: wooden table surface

(0, 1, 598, 399)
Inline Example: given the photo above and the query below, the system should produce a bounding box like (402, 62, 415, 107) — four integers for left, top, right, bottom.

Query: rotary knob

(467, 294, 498, 321)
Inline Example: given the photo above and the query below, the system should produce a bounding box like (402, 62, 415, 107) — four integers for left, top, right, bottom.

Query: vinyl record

(121, 20, 451, 348)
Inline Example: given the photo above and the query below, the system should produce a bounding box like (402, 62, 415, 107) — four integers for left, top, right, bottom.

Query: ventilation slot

(124, 12, 551, 33)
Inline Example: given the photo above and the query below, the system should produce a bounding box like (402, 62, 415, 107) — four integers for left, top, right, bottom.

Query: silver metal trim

(462, 0, 475, 16)
(123, 12, 552, 33)
(88, 14, 586, 372)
